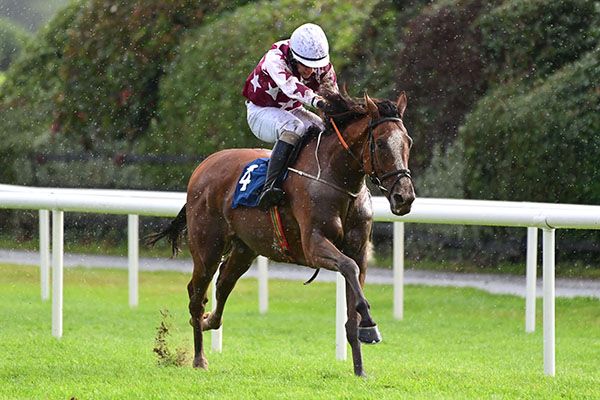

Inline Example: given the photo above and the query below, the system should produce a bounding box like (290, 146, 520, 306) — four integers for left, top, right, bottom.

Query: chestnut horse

(147, 91, 415, 377)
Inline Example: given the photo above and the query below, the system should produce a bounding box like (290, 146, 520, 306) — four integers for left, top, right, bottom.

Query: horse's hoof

(358, 325, 382, 344)
(193, 356, 208, 370)
(201, 312, 222, 331)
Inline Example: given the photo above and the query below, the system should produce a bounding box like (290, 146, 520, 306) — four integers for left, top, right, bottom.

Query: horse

(147, 90, 415, 377)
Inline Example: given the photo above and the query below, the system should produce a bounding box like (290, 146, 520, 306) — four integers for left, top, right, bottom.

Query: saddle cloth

(231, 131, 316, 209)
(231, 158, 270, 209)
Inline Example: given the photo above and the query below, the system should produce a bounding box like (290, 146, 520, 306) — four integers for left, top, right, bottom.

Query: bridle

(330, 116, 412, 196)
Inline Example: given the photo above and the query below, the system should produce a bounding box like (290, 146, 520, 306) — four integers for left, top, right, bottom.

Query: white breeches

(246, 101, 325, 144)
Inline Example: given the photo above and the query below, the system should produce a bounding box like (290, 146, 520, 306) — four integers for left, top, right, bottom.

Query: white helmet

(289, 23, 330, 68)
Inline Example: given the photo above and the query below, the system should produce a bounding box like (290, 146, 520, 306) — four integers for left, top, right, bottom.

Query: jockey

(242, 22, 338, 210)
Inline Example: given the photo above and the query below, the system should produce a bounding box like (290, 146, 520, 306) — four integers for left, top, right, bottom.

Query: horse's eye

(376, 138, 386, 148)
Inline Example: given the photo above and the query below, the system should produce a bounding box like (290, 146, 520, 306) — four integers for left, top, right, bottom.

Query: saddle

(231, 125, 322, 209)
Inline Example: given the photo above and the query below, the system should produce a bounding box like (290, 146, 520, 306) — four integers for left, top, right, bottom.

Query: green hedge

(343, 0, 430, 100)
(479, 0, 599, 83)
(52, 0, 256, 152)
(0, 1, 253, 189)
(0, 18, 31, 71)
(0, 1, 85, 185)
(394, 0, 499, 172)
(137, 0, 379, 188)
(343, 0, 497, 173)
(461, 50, 600, 203)
(52, 0, 215, 151)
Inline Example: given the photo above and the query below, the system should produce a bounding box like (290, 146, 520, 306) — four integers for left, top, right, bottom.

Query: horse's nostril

(392, 193, 404, 204)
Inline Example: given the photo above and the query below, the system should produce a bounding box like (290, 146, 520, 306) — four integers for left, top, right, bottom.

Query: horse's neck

(313, 125, 366, 193)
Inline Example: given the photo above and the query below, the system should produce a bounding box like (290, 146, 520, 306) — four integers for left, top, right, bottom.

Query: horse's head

(323, 90, 416, 215)
(362, 93, 415, 215)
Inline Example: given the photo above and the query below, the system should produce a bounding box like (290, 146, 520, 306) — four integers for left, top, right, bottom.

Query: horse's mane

(321, 90, 400, 131)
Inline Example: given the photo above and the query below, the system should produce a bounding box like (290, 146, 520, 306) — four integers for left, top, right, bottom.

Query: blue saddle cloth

(231, 158, 270, 209)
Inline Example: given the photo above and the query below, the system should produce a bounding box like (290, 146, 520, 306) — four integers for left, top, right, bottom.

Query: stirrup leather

(257, 186, 285, 210)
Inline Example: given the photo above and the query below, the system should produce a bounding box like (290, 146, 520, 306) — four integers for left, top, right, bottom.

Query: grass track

(1, 264, 599, 399)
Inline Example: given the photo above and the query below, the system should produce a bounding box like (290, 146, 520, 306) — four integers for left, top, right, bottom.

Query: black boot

(257, 140, 295, 211)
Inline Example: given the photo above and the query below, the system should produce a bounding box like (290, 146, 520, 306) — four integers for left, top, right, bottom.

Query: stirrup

(257, 187, 285, 211)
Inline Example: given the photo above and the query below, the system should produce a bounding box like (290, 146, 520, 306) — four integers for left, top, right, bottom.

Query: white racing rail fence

(1, 183, 600, 376)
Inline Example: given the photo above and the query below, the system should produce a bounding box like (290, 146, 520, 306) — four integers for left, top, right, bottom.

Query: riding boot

(257, 139, 296, 211)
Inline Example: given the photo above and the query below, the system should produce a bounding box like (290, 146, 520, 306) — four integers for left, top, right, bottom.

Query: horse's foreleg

(345, 282, 365, 377)
(345, 238, 382, 345)
(201, 240, 256, 331)
(305, 236, 377, 329)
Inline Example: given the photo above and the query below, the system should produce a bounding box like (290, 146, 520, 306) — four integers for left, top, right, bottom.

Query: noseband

(330, 116, 412, 196)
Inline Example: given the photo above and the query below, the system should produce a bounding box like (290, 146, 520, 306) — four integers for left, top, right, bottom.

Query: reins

(288, 166, 359, 199)
(330, 118, 364, 169)
(286, 112, 412, 199)
(287, 127, 360, 199)
(330, 116, 412, 196)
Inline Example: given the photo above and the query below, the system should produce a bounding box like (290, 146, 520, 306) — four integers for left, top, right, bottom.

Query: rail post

(393, 221, 405, 320)
(39, 210, 50, 301)
(336, 273, 347, 360)
(211, 273, 223, 352)
(525, 227, 538, 332)
(542, 228, 556, 376)
(51, 210, 64, 339)
(257, 256, 268, 314)
(128, 214, 139, 308)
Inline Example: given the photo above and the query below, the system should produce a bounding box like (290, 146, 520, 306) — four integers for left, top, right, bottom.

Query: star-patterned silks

(293, 82, 309, 96)
(278, 99, 299, 109)
(278, 69, 293, 80)
(266, 82, 279, 101)
(242, 39, 337, 111)
(249, 74, 261, 92)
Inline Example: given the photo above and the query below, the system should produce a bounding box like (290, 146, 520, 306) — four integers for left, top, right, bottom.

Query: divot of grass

(153, 309, 189, 367)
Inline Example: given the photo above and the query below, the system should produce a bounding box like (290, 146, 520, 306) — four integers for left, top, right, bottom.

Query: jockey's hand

(315, 98, 327, 111)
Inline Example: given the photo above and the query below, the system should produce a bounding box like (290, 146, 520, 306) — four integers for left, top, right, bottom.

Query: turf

(1, 264, 599, 399)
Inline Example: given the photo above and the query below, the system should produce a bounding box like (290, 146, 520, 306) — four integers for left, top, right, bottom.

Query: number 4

(239, 164, 260, 191)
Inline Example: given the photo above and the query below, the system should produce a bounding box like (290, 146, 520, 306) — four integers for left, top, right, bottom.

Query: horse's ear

(397, 91, 407, 118)
(364, 92, 380, 119)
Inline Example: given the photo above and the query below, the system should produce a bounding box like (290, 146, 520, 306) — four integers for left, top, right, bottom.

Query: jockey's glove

(315, 97, 327, 111)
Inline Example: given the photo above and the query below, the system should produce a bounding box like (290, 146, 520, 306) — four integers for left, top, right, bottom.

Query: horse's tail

(144, 204, 187, 258)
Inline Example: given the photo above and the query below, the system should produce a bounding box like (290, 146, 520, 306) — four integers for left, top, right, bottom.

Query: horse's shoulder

(349, 189, 373, 218)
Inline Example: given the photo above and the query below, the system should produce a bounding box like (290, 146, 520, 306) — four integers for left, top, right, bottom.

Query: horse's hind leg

(187, 228, 227, 370)
(202, 238, 256, 331)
